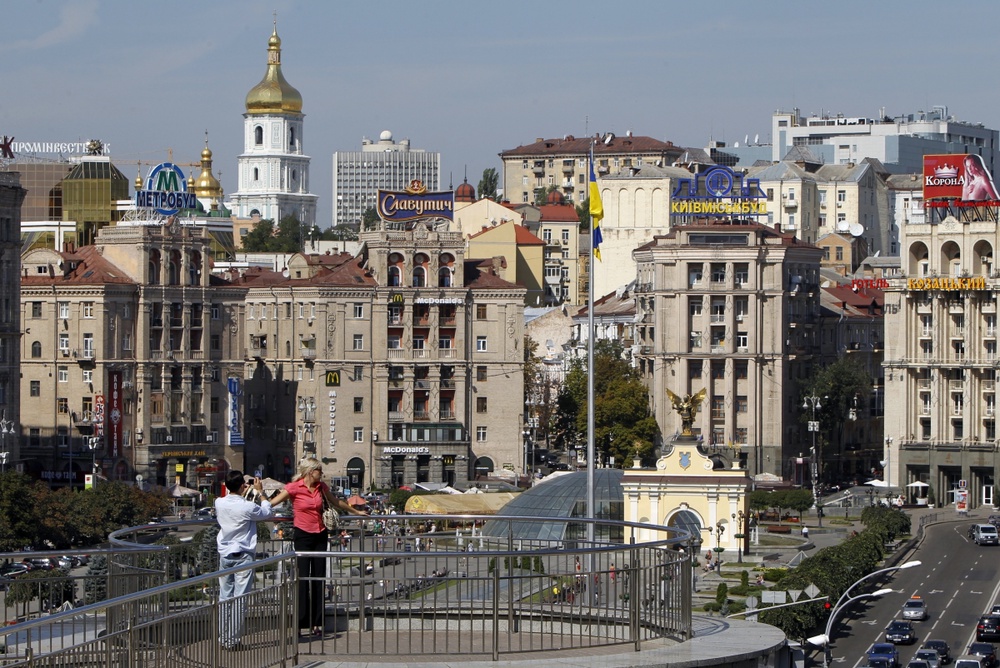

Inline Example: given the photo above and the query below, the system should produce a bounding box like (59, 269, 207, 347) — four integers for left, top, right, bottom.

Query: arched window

(289, 127, 296, 149)
(31, 341, 41, 358)
(168, 250, 181, 286)
(286, 340, 291, 357)
(387, 266, 401, 287)
(254, 126, 263, 145)
(253, 167, 259, 181)
(148, 251, 161, 284)
(438, 267, 452, 287)
(412, 266, 426, 287)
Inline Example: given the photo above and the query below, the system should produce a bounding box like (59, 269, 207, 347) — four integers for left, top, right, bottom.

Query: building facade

(633, 221, 824, 480)
(331, 131, 441, 229)
(19, 224, 246, 490)
(0, 172, 24, 471)
(229, 26, 318, 228)
(499, 133, 684, 207)
(885, 212, 1000, 508)
(241, 221, 526, 491)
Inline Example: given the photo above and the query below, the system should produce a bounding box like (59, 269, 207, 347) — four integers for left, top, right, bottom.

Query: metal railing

(0, 514, 691, 663)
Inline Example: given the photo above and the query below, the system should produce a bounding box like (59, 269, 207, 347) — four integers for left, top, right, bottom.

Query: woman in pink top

(270, 459, 365, 636)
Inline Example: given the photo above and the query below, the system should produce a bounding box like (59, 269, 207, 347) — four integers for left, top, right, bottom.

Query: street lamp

(882, 436, 894, 489)
(810, 588, 896, 668)
(811, 559, 921, 667)
(710, 521, 726, 570)
(803, 396, 824, 527)
(732, 511, 747, 563)
(87, 436, 101, 476)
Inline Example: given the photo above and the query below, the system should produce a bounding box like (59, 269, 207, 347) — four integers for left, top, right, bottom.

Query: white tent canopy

(864, 479, 891, 487)
(906, 481, 930, 488)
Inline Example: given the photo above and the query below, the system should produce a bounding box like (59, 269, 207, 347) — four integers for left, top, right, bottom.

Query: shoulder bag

(321, 495, 340, 531)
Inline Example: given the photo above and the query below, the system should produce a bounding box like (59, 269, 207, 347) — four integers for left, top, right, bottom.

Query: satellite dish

(849, 223, 864, 237)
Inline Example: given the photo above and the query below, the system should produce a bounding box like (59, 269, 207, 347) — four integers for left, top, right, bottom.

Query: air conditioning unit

(165, 435, 173, 442)
(206, 434, 215, 443)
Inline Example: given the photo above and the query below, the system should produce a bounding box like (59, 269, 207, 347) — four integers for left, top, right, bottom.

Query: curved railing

(1, 514, 691, 664)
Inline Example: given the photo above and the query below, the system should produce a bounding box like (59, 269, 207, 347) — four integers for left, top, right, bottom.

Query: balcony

(919, 328, 932, 337)
(440, 316, 457, 326)
(300, 348, 317, 361)
(439, 409, 455, 419)
(388, 411, 405, 422)
(561, 163, 574, 174)
(984, 381, 996, 392)
(439, 349, 456, 359)
(413, 349, 428, 359)
(920, 406, 931, 416)
(532, 164, 545, 176)
(917, 378, 931, 389)
(387, 348, 406, 359)
(248, 346, 266, 360)
(413, 410, 430, 421)
(711, 345, 725, 354)
(710, 314, 725, 323)
(639, 345, 654, 355)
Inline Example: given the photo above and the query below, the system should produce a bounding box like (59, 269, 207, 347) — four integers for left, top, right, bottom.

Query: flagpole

(586, 142, 596, 547)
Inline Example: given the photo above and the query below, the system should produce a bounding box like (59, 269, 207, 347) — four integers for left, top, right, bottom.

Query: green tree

(534, 185, 560, 206)
(553, 339, 660, 466)
(325, 224, 358, 242)
(362, 207, 380, 231)
(801, 358, 873, 482)
(784, 489, 815, 519)
(272, 214, 305, 253)
(240, 217, 276, 252)
(477, 168, 499, 201)
(0, 471, 43, 550)
(576, 197, 591, 233)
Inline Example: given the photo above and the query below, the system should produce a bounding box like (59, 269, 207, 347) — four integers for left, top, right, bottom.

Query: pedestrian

(269, 460, 367, 638)
(215, 471, 275, 650)
(609, 563, 616, 582)
(802, 525, 810, 540)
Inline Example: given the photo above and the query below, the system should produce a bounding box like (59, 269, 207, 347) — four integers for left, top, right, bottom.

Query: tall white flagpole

(586, 142, 596, 546)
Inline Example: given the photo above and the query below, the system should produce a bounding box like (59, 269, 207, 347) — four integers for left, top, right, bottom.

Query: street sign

(745, 596, 758, 610)
(805, 584, 820, 599)
(788, 589, 803, 601)
(762, 590, 787, 604)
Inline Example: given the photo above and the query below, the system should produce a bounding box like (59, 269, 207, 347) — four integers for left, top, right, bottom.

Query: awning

(404, 492, 519, 515)
(906, 481, 930, 488)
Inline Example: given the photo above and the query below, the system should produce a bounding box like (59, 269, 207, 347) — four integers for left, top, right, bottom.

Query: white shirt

(215, 493, 274, 557)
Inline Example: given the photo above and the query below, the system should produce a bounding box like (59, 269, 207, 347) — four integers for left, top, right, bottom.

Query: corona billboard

(923, 154, 1000, 207)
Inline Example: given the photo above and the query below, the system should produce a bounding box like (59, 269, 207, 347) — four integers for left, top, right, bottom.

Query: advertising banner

(107, 372, 124, 457)
(377, 180, 454, 222)
(923, 154, 1000, 205)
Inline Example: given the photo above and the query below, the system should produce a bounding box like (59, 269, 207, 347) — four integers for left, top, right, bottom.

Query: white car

(903, 596, 929, 621)
(913, 648, 942, 668)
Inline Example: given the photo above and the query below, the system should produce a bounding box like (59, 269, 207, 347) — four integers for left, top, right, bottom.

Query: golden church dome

(245, 27, 302, 114)
(194, 144, 223, 200)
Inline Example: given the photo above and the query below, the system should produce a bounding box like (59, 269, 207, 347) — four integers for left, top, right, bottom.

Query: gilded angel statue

(665, 388, 707, 436)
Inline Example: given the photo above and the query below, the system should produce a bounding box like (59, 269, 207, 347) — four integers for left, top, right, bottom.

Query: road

(822, 517, 1000, 666)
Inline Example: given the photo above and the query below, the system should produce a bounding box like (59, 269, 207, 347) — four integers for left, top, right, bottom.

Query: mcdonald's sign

(325, 370, 341, 387)
(388, 292, 404, 305)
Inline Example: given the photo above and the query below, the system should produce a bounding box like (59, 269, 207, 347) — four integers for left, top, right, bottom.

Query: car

(990, 604, 1000, 616)
(908, 661, 932, 668)
(867, 660, 894, 668)
(886, 620, 917, 645)
(0, 562, 29, 578)
(147, 517, 166, 525)
(904, 596, 929, 620)
(56, 555, 80, 570)
(974, 525, 1000, 546)
(923, 639, 952, 664)
(988, 515, 1000, 528)
(869, 642, 901, 666)
(914, 648, 943, 668)
(978, 616, 1000, 641)
(22, 557, 54, 571)
(954, 658, 984, 668)
(195, 507, 216, 518)
(967, 642, 998, 668)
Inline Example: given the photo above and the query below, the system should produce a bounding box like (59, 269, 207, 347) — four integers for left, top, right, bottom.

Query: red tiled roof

(538, 203, 579, 223)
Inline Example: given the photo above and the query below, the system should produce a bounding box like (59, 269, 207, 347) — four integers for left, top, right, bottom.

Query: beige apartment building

(633, 221, 823, 479)
(884, 212, 1000, 508)
(499, 133, 684, 207)
(20, 223, 246, 490)
(242, 222, 527, 491)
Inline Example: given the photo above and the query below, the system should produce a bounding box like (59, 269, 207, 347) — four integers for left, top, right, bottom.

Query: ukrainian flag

(589, 157, 604, 261)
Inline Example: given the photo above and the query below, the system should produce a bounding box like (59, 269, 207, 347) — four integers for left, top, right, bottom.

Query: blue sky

(4, 0, 1000, 227)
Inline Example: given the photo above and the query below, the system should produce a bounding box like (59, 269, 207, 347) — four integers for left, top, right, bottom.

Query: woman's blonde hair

(292, 458, 323, 482)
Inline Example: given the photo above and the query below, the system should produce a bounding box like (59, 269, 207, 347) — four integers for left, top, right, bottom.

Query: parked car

(978, 616, 1000, 641)
(967, 642, 998, 668)
(913, 648, 943, 668)
(974, 524, 999, 546)
(195, 507, 215, 518)
(987, 515, 1000, 528)
(56, 556, 80, 570)
(869, 642, 901, 666)
(886, 620, 917, 645)
(22, 558, 54, 571)
(903, 596, 929, 621)
(0, 562, 29, 578)
(923, 639, 952, 664)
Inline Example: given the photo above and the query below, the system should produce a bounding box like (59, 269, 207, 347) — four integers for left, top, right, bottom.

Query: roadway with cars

(822, 515, 1000, 667)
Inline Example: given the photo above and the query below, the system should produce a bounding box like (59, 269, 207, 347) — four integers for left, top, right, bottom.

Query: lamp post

(732, 511, 746, 563)
(523, 428, 531, 482)
(710, 521, 726, 571)
(883, 436, 894, 490)
(812, 560, 921, 667)
(87, 436, 101, 476)
(803, 396, 824, 527)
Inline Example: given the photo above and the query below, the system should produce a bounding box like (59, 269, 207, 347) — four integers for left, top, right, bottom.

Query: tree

(534, 185, 560, 206)
(477, 168, 499, 201)
(0, 471, 43, 550)
(272, 214, 305, 253)
(553, 339, 660, 466)
(362, 207, 380, 231)
(325, 224, 358, 242)
(576, 197, 591, 233)
(801, 358, 873, 483)
(240, 217, 276, 252)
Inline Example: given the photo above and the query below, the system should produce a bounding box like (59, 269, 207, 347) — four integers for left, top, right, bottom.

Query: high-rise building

(331, 131, 441, 229)
(229, 25, 317, 228)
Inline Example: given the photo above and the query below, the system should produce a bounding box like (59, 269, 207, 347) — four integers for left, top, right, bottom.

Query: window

(354, 427, 363, 443)
(354, 366, 364, 381)
(254, 126, 263, 145)
(31, 341, 41, 358)
(835, 247, 844, 261)
(353, 334, 364, 350)
(736, 396, 748, 413)
(477, 397, 487, 413)
(735, 361, 748, 379)
(57, 398, 68, 414)
(354, 303, 364, 318)
(689, 331, 702, 348)
(354, 397, 363, 413)
(689, 300, 702, 317)
(477, 426, 487, 442)
(58, 366, 68, 382)
(837, 190, 846, 202)
(82, 302, 94, 318)
(211, 304, 220, 319)
(58, 302, 69, 319)
(476, 336, 487, 352)
(477, 304, 487, 320)
(211, 397, 219, 414)
(30, 381, 40, 397)
(210, 334, 220, 351)
(823, 246, 830, 260)
(31, 302, 41, 318)
(82, 370, 93, 384)
(122, 334, 133, 351)
(477, 366, 487, 382)
(711, 362, 725, 379)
